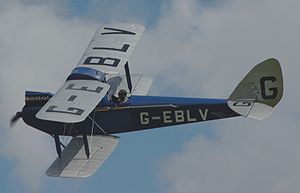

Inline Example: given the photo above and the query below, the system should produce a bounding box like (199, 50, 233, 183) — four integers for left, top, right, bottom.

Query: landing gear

(52, 111, 107, 160)
(53, 134, 90, 159)
(54, 134, 62, 158)
(82, 134, 90, 159)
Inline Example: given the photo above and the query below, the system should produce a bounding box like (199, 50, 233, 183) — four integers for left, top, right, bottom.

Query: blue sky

(1, 0, 300, 193)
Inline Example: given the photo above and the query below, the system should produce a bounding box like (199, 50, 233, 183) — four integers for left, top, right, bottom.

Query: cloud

(162, 118, 300, 193)
(0, 1, 162, 191)
(0, 2, 97, 191)
(152, 0, 300, 193)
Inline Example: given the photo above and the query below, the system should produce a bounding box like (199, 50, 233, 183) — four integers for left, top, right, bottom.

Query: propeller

(10, 111, 22, 128)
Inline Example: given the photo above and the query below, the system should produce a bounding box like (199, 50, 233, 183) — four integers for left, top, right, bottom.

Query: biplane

(10, 23, 283, 178)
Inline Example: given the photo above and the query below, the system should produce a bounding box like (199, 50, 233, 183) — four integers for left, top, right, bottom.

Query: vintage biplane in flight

(11, 23, 283, 178)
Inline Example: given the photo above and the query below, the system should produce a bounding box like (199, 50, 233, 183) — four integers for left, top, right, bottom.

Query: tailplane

(228, 58, 283, 120)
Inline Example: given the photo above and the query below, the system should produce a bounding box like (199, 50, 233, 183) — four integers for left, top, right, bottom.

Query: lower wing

(46, 135, 119, 178)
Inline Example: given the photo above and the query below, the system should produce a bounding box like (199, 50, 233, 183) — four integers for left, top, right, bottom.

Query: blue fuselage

(22, 92, 239, 136)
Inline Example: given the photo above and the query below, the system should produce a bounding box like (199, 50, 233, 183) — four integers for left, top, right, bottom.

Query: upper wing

(130, 75, 153, 95)
(77, 23, 145, 74)
(36, 23, 145, 123)
(46, 135, 119, 178)
(36, 80, 110, 123)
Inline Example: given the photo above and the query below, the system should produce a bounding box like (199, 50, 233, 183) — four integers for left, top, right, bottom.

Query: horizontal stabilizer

(228, 58, 283, 120)
(228, 100, 273, 120)
(46, 135, 119, 178)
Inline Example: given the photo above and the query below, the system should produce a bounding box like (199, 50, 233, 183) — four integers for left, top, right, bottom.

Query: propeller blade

(10, 112, 22, 128)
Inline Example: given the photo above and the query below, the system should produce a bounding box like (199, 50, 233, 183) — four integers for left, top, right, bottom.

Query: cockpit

(67, 67, 106, 82)
(67, 67, 130, 105)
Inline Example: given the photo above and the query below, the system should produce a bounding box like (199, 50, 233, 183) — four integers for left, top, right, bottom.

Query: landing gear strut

(83, 134, 90, 159)
(54, 134, 62, 158)
(53, 134, 90, 159)
(52, 112, 107, 160)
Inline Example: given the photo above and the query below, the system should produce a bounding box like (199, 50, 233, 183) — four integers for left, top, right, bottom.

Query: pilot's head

(118, 89, 127, 101)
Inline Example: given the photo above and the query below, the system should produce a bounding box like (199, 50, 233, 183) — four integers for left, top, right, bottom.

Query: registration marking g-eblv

(140, 109, 208, 125)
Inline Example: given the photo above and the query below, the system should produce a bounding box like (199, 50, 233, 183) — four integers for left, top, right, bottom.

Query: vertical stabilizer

(228, 58, 283, 120)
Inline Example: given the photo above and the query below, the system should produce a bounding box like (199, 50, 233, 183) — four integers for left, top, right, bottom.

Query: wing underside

(77, 23, 145, 74)
(36, 23, 145, 123)
(46, 135, 119, 178)
(36, 80, 110, 123)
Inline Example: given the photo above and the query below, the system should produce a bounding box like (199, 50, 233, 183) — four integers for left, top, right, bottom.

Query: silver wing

(130, 75, 153, 95)
(77, 23, 145, 74)
(107, 74, 153, 98)
(46, 135, 119, 178)
(36, 23, 145, 123)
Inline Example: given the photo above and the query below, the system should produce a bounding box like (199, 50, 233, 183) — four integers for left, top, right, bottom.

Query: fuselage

(22, 91, 239, 136)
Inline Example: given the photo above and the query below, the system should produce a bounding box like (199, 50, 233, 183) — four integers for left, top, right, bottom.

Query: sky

(0, 0, 299, 193)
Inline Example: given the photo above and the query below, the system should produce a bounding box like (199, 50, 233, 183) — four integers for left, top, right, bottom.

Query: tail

(228, 58, 283, 120)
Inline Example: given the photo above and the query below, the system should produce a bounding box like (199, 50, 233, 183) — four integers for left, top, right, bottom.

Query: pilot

(112, 89, 128, 103)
